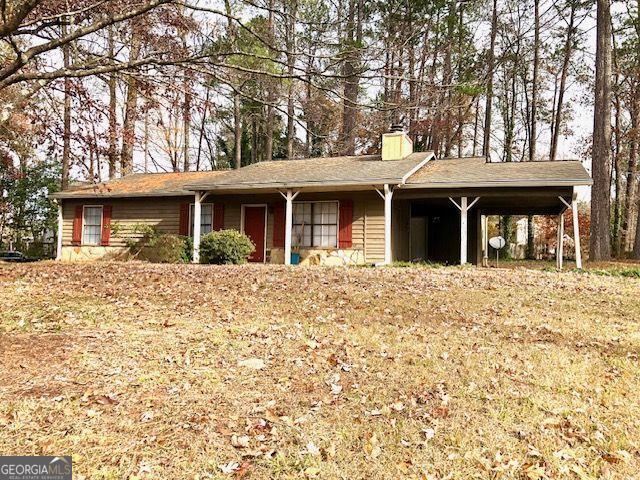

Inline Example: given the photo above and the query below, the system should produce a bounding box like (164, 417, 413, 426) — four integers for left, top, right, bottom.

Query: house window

(293, 201, 338, 247)
(189, 203, 213, 236)
(82, 206, 103, 245)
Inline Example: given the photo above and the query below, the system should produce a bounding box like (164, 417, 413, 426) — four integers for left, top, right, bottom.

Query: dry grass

(0, 262, 639, 479)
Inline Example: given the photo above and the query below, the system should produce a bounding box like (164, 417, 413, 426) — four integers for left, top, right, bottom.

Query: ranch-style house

(51, 129, 592, 268)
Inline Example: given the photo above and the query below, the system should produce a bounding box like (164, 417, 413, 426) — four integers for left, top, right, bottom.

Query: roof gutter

(49, 191, 194, 200)
(401, 178, 593, 189)
(184, 178, 407, 192)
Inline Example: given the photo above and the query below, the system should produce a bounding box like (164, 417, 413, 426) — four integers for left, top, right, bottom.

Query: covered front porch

(188, 183, 582, 269)
(185, 155, 590, 268)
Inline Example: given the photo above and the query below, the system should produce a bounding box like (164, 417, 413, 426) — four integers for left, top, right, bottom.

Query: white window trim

(188, 202, 214, 237)
(292, 200, 339, 249)
(240, 204, 268, 263)
(82, 205, 103, 246)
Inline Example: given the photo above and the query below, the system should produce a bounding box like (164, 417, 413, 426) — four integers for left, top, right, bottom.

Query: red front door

(243, 206, 266, 262)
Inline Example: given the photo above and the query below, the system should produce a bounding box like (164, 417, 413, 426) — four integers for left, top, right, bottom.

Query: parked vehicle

(0, 251, 38, 262)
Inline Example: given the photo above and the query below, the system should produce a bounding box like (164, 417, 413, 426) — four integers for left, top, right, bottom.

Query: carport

(391, 157, 592, 269)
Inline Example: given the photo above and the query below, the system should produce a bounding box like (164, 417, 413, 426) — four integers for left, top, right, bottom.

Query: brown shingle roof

(51, 155, 591, 200)
(185, 152, 434, 191)
(51, 171, 226, 199)
(404, 157, 592, 188)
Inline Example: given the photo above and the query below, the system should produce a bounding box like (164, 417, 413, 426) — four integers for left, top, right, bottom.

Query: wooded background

(0, 0, 638, 260)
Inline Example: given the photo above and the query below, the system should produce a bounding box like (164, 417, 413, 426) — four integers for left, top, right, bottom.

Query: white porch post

(281, 189, 300, 265)
(572, 199, 582, 269)
(556, 212, 564, 270)
(192, 191, 202, 263)
(284, 189, 293, 265)
(56, 201, 63, 260)
(384, 184, 393, 265)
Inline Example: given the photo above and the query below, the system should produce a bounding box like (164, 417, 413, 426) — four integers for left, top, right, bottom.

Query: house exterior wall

(58, 191, 389, 264)
(211, 191, 384, 265)
(60, 196, 192, 261)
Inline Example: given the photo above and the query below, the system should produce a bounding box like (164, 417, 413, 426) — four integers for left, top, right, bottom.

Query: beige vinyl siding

(61, 190, 387, 263)
(213, 191, 382, 263)
(364, 196, 385, 263)
(61, 197, 191, 247)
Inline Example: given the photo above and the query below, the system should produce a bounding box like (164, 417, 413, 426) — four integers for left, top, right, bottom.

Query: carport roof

(404, 156, 592, 189)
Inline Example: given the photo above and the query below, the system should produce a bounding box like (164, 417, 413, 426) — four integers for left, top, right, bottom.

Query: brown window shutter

(179, 203, 189, 236)
(213, 204, 224, 231)
(338, 200, 353, 248)
(272, 202, 285, 247)
(100, 205, 112, 246)
(72, 205, 83, 245)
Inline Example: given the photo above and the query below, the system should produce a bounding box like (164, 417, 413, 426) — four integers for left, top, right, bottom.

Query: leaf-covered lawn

(0, 262, 639, 479)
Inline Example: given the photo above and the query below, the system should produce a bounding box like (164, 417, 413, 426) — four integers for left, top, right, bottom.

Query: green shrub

(138, 234, 191, 263)
(182, 235, 193, 263)
(199, 229, 254, 265)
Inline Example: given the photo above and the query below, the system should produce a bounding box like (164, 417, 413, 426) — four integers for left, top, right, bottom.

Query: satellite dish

(489, 236, 506, 250)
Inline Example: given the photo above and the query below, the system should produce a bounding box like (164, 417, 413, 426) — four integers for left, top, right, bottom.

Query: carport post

(460, 197, 468, 264)
(449, 196, 480, 265)
(556, 213, 564, 270)
(572, 199, 582, 269)
(193, 191, 202, 263)
(481, 214, 489, 267)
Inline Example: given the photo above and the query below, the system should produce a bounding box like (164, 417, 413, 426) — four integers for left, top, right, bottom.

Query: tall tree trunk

(143, 104, 149, 173)
(442, 1, 455, 157)
(623, 92, 639, 252)
(529, 0, 540, 163)
(120, 28, 141, 176)
(305, 58, 316, 157)
(526, 0, 540, 259)
(233, 93, 242, 169)
(482, 0, 498, 158)
(264, 0, 275, 162)
(590, 0, 613, 261)
(61, 23, 71, 189)
(107, 25, 117, 179)
(612, 53, 623, 257)
(472, 96, 480, 156)
(251, 115, 258, 164)
(224, 0, 242, 169)
(339, 0, 363, 156)
(456, 2, 464, 157)
(183, 72, 191, 172)
(549, 3, 576, 162)
(612, 128, 623, 257)
(196, 86, 210, 171)
(285, 0, 298, 159)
